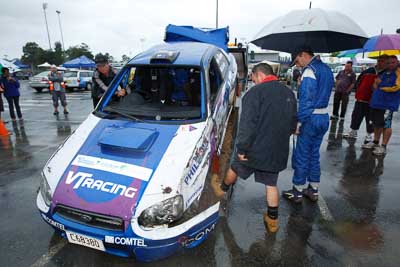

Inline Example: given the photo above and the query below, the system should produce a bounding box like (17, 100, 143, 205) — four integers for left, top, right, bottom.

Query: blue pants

(292, 114, 329, 185)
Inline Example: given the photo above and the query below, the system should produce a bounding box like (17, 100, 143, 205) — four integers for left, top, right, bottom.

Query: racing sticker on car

(180, 125, 198, 132)
(178, 222, 216, 248)
(72, 155, 153, 182)
(183, 136, 210, 186)
(41, 214, 65, 231)
(104, 236, 147, 247)
(65, 171, 138, 199)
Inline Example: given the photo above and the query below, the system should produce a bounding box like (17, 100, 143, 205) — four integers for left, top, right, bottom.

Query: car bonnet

(50, 117, 179, 224)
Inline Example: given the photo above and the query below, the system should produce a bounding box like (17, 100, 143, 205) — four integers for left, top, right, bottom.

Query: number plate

(66, 231, 105, 251)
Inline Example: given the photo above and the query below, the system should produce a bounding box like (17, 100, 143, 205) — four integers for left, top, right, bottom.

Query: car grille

(54, 205, 124, 231)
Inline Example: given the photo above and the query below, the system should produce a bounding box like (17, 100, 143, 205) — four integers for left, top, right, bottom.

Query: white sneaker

(343, 130, 357, 139)
(362, 142, 378, 149)
(373, 146, 386, 155)
(364, 134, 373, 143)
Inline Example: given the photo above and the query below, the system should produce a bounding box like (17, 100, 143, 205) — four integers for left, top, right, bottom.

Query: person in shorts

(368, 56, 400, 155)
(213, 63, 297, 233)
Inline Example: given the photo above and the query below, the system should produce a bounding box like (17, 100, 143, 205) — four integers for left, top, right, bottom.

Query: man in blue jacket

(283, 47, 334, 203)
(368, 55, 400, 155)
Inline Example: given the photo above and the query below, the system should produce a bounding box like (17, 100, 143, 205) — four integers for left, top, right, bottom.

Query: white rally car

(37, 26, 239, 262)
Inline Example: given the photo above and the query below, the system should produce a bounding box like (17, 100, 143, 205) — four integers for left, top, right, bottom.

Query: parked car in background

(14, 71, 32, 80)
(63, 70, 94, 92)
(29, 71, 51, 93)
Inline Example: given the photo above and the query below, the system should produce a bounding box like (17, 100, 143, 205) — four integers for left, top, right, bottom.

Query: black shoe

(64, 110, 69, 115)
(53, 111, 59, 115)
(330, 115, 338, 120)
(282, 186, 303, 204)
(302, 185, 319, 202)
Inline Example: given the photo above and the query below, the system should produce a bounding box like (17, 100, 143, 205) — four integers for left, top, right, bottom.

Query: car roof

(128, 42, 216, 66)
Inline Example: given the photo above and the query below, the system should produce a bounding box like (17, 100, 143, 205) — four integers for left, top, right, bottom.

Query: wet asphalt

(0, 81, 399, 267)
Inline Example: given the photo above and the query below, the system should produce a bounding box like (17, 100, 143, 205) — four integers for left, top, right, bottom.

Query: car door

(208, 50, 231, 152)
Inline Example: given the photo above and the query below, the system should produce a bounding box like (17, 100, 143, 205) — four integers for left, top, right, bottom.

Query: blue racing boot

(282, 186, 303, 204)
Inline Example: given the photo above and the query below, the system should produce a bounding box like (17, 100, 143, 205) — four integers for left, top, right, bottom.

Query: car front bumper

(37, 192, 220, 262)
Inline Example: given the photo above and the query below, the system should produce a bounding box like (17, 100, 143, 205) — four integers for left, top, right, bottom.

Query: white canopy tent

(38, 62, 52, 68)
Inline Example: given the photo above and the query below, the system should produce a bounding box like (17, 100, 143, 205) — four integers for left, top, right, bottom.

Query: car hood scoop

(98, 126, 159, 152)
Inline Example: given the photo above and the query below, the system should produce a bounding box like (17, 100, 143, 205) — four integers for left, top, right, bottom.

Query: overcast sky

(0, 0, 398, 61)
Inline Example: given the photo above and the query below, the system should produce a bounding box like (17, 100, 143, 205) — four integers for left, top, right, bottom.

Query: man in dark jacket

(92, 55, 126, 107)
(214, 63, 297, 233)
(0, 67, 22, 120)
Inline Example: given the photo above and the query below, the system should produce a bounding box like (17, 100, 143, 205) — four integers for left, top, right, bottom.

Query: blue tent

(62, 55, 95, 68)
(164, 24, 229, 52)
(12, 59, 30, 69)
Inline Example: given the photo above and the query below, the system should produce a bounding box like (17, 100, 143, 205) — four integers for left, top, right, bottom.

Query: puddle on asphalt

(330, 220, 384, 251)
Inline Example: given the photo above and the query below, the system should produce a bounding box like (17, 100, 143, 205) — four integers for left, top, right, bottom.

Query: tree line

(20, 41, 129, 69)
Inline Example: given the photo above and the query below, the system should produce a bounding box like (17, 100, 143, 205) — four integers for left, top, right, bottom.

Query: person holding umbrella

(282, 46, 334, 203)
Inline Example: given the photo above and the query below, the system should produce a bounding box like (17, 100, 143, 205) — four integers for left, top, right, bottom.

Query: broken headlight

(138, 195, 184, 227)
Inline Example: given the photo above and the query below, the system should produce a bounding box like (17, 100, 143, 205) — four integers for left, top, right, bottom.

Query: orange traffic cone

(0, 119, 10, 136)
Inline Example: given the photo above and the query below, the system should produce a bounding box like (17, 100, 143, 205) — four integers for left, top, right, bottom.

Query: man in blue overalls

(283, 47, 334, 203)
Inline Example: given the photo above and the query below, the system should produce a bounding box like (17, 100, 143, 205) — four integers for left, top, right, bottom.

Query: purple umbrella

(363, 34, 400, 51)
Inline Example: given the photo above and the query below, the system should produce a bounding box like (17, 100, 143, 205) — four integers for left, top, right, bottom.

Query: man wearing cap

(92, 55, 126, 107)
(48, 65, 68, 115)
(282, 47, 334, 203)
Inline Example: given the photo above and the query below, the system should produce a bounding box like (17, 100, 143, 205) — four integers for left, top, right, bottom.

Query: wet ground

(1, 81, 399, 266)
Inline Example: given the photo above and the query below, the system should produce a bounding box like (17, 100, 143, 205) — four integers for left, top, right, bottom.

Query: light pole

(216, 0, 219, 28)
(42, 3, 52, 50)
(56, 10, 65, 51)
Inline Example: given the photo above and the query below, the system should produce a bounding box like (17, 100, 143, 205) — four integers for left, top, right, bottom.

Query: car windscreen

(64, 72, 78, 78)
(102, 65, 203, 122)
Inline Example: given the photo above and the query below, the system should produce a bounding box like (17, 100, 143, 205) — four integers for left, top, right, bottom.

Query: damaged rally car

(37, 25, 240, 262)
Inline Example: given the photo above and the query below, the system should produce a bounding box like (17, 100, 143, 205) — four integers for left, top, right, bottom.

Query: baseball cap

(95, 55, 109, 65)
(290, 45, 314, 67)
